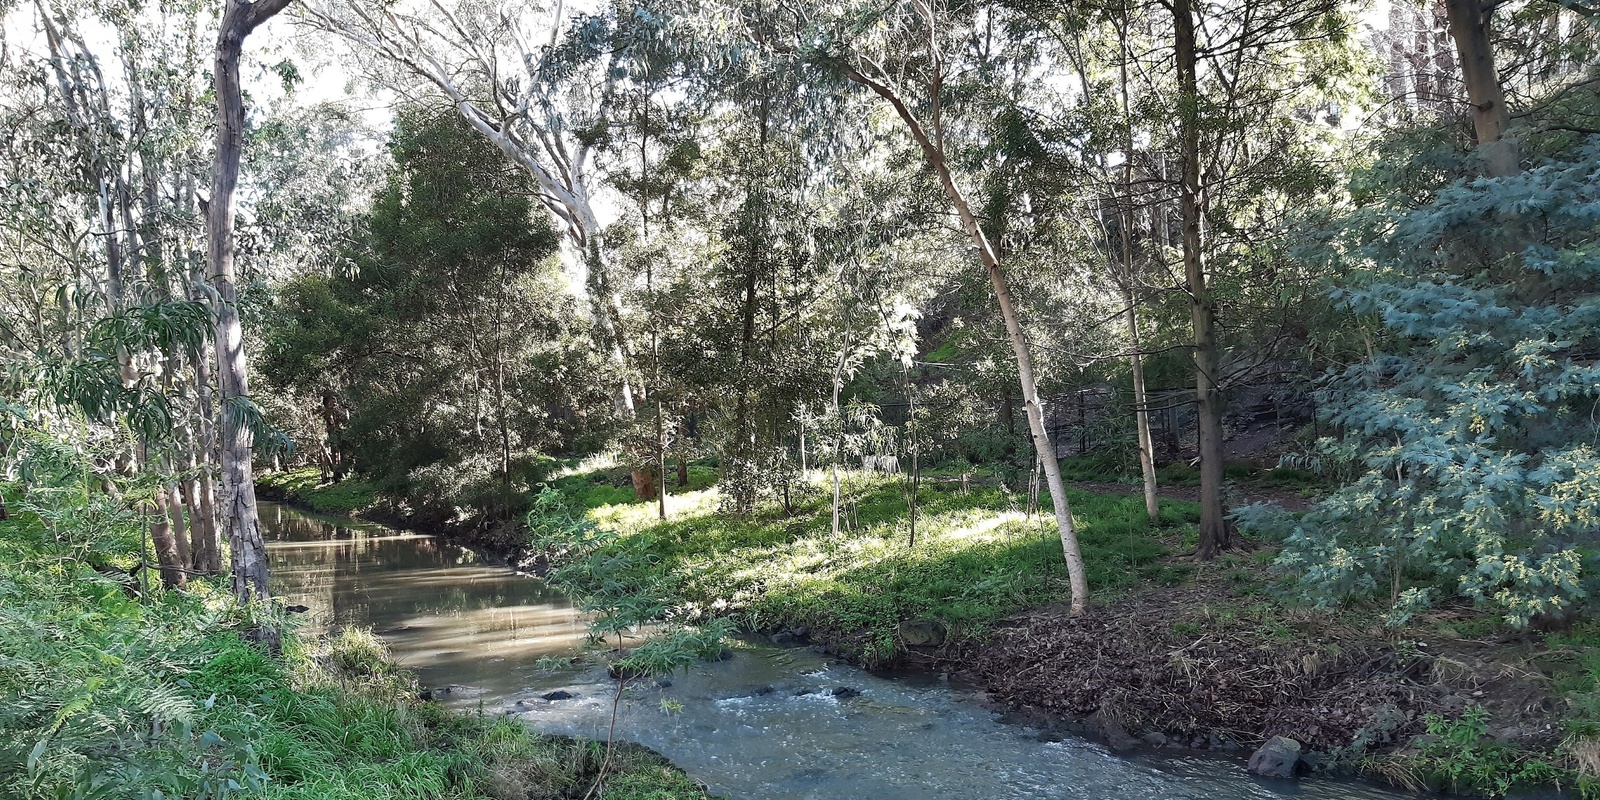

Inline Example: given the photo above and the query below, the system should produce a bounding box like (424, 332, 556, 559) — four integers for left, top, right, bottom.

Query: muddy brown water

(263, 501, 1482, 799)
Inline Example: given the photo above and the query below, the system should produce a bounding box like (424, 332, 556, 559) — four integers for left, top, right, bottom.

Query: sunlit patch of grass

(258, 467, 379, 516)
(551, 474, 1200, 666)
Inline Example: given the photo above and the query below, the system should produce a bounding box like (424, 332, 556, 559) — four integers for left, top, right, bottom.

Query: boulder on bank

(770, 626, 811, 645)
(1100, 720, 1139, 753)
(1247, 736, 1302, 778)
(898, 618, 948, 647)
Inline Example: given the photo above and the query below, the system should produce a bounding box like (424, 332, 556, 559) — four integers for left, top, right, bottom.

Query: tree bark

(1126, 290, 1160, 521)
(1175, 0, 1229, 559)
(148, 491, 186, 589)
(1119, 20, 1160, 523)
(1443, 0, 1519, 176)
(677, 419, 690, 487)
(167, 480, 192, 570)
(831, 362, 845, 538)
(209, 0, 291, 605)
(842, 60, 1089, 612)
(187, 364, 222, 574)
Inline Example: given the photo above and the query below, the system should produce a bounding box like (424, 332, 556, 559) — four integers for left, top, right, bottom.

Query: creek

(262, 500, 1425, 799)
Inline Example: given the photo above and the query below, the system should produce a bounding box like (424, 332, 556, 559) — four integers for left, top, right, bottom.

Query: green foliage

(263, 110, 603, 521)
(537, 474, 1192, 665)
(258, 467, 379, 516)
(528, 485, 733, 665)
(1248, 142, 1600, 627)
(1388, 708, 1564, 797)
(0, 482, 707, 800)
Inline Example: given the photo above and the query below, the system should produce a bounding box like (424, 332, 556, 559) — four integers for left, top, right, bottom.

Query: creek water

(262, 501, 1423, 800)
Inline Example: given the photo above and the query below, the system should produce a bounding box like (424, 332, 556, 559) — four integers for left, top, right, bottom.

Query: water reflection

(263, 502, 588, 693)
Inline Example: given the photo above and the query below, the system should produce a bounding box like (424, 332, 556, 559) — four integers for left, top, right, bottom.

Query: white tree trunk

(208, 0, 291, 605)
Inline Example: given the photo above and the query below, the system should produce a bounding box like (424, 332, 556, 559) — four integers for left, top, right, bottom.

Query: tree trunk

(181, 466, 207, 571)
(187, 170, 222, 575)
(831, 375, 843, 538)
(209, 0, 291, 606)
(677, 419, 690, 488)
(167, 481, 192, 571)
(196, 470, 222, 573)
(1127, 291, 1160, 522)
(148, 491, 187, 589)
(728, 252, 761, 511)
(1119, 20, 1159, 523)
(931, 162, 1087, 611)
(845, 63, 1089, 612)
(655, 400, 667, 519)
(1443, 0, 1518, 176)
(906, 373, 920, 548)
(1175, 0, 1229, 559)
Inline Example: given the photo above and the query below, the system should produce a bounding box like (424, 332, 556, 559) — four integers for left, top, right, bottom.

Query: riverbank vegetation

(4, 0, 1600, 795)
(0, 484, 709, 800)
(533, 467, 1600, 797)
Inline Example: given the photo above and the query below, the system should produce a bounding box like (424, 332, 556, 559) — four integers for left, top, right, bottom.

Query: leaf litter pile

(964, 589, 1499, 755)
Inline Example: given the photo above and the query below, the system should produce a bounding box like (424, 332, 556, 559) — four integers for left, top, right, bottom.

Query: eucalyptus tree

(719, 0, 1093, 609)
(1161, 0, 1365, 557)
(1440, 0, 1599, 176)
(1, 0, 229, 586)
(1015, 0, 1361, 557)
(207, 0, 294, 606)
(301, 0, 655, 494)
(264, 111, 599, 519)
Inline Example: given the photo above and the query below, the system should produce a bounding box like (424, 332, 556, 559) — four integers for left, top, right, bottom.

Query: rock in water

(897, 618, 948, 647)
(541, 690, 574, 701)
(1247, 736, 1302, 778)
(1100, 720, 1139, 753)
(608, 663, 646, 680)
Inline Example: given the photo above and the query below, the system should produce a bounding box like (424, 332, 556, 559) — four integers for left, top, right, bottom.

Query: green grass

(259, 466, 380, 516)
(1367, 708, 1580, 797)
(542, 470, 1202, 665)
(0, 482, 707, 800)
(550, 464, 720, 509)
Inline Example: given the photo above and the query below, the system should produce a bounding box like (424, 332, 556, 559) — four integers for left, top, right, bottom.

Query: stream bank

(258, 466, 1591, 797)
(261, 498, 1433, 800)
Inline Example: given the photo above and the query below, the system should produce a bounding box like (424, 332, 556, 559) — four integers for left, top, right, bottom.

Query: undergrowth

(258, 467, 379, 516)
(533, 470, 1201, 665)
(1366, 708, 1592, 798)
(0, 484, 707, 800)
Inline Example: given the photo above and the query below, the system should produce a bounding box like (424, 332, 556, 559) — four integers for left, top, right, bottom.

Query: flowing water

(262, 501, 1429, 800)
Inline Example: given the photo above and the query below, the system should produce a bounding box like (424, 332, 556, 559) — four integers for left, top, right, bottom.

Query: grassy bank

(534, 466, 1600, 797)
(0, 485, 709, 800)
(257, 467, 381, 516)
(543, 467, 1199, 665)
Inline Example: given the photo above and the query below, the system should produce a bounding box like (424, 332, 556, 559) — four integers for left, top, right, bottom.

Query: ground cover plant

(257, 467, 380, 516)
(528, 467, 1600, 798)
(535, 467, 1196, 664)
(0, 485, 709, 800)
